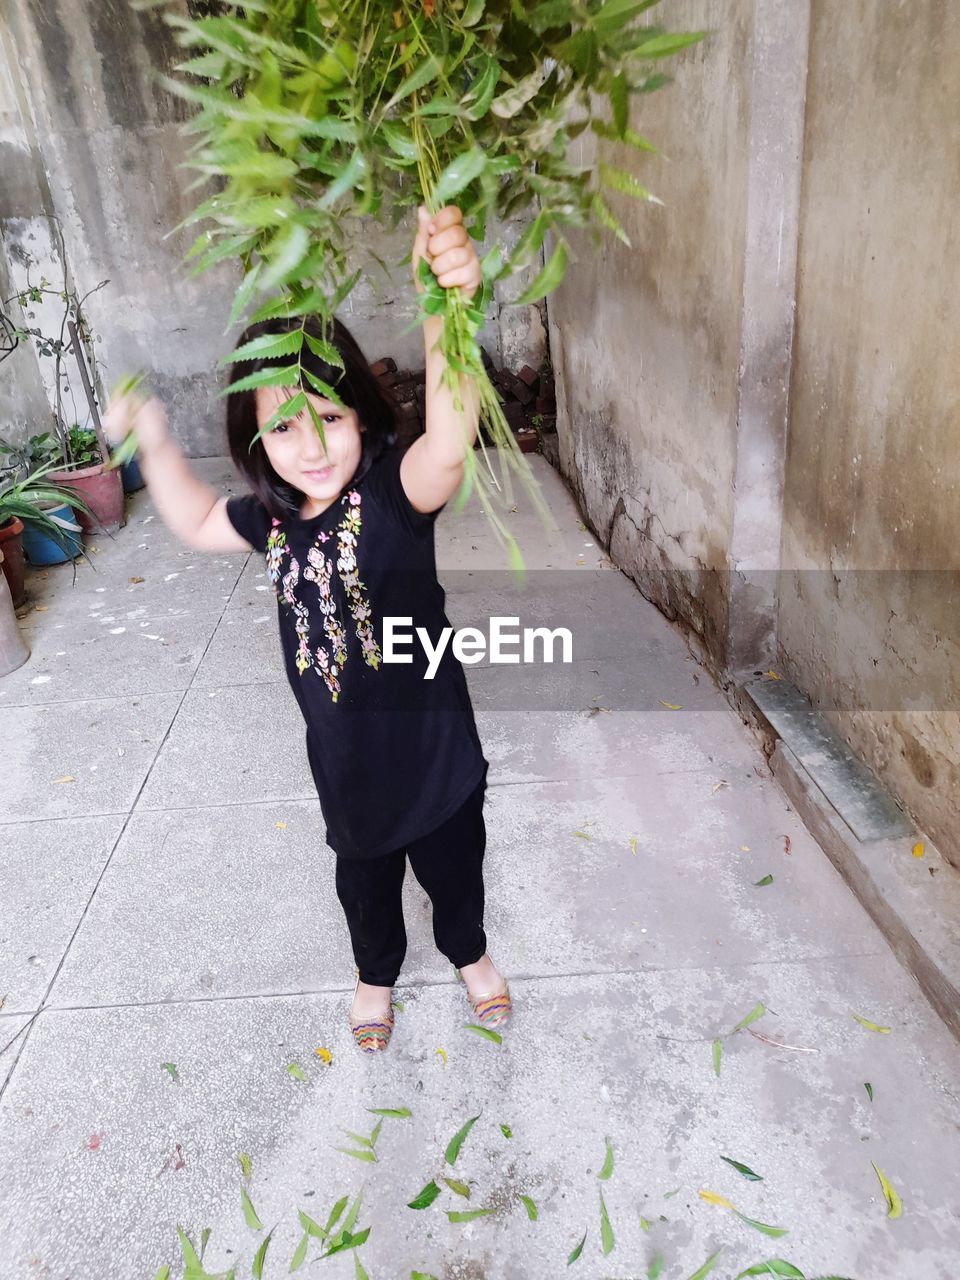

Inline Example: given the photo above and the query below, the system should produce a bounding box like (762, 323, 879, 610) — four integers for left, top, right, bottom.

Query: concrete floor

(2, 455, 959, 1280)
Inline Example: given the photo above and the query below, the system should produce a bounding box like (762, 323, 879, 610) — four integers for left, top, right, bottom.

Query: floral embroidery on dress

(265, 492, 381, 702)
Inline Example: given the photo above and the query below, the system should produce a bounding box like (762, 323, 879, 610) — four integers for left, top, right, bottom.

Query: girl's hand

(103, 391, 169, 458)
(412, 205, 481, 301)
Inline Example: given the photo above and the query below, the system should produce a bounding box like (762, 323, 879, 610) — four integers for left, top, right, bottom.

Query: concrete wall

(547, 0, 960, 865)
(550, 0, 753, 664)
(778, 0, 960, 861)
(0, 0, 544, 458)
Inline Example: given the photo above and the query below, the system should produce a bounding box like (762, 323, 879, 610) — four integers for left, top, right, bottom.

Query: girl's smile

(255, 384, 364, 518)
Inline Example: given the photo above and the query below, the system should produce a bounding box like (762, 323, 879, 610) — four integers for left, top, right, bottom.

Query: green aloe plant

(135, 0, 704, 561)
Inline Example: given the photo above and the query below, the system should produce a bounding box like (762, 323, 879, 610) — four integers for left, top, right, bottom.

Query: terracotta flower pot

(0, 548, 30, 676)
(48, 461, 125, 534)
(0, 515, 26, 608)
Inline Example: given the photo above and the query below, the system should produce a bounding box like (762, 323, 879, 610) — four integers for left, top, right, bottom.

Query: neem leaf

(648, 1255, 664, 1280)
(323, 1227, 370, 1259)
(369, 1119, 383, 1148)
(220, 328, 303, 365)
(500, 1123, 513, 1139)
(598, 1136, 614, 1181)
(463, 1023, 502, 1044)
(513, 240, 567, 306)
(408, 1180, 441, 1210)
(853, 1013, 891, 1034)
(337, 1147, 377, 1163)
(447, 1208, 493, 1223)
(289, 1232, 309, 1272)
(871, 1162, 903, 1218)
(712, 1038, 722, 1077)
(445, 1113, 480, 1166)
(341, 1130, 374, 1150)
(567, 1230, 587, 1265)
(519, 1194, 538, 1220)
(735, 1262, 805, 1278)
(754, 874, 774, 887)
(733, 1210, 788, 1238)
(864, 1083, 874, 1103)
(354, 1251, 369, 1280)
(411, 1273, 439, 1280)
(367, 1107, 412, 1119)
(160, 1062, 178, 1081)
(721, 1156, 763, 1182)
(152, 1269, 170, 1280)
(241, 1185, 263, 1230)
(443, 1177, 471, 1198)
(599, 1189, 615, 1255)
(251, 1227, 274, 1279)
(432, 147, 487, 205)
(639, 1215, 652, 1232)
(220, 363, 302, 398)
(731, 1002, 766, 1034)
(687, 1250, 724, 1280)
(324, 1195, 350, 1236)
(237, 1152, 252, 1178)
(175, 1227, 202, 1271)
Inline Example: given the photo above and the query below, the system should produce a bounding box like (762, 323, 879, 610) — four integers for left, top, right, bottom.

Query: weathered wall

(547, 0, 753, 665)
(779, 0, 960, 862)
(0, 0, 544, 458)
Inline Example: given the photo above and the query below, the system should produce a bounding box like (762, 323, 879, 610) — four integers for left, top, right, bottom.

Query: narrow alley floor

(1, 455, 959, 1279)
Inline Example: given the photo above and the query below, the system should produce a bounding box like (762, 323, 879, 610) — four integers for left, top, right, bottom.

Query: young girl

(105, 205, 511, 1053)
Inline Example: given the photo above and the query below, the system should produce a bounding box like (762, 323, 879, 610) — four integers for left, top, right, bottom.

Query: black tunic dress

(225, 445, 488, 860)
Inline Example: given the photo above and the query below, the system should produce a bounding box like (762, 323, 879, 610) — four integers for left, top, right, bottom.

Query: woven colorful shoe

(456, 960, 512, 1030)
(349, 975, 394, 1054)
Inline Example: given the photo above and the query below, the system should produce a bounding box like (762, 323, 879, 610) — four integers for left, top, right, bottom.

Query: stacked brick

(371, 347, 557, 453)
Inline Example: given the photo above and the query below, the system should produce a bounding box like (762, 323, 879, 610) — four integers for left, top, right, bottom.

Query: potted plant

(0, 461, 91, 586)
(0, 547, 30, 677)
(0, 432, 59, 604)
(4, 272, 127, 533)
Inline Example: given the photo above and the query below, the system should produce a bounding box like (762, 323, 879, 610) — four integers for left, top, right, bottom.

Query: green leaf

(733, 1210, 788, 1238)
(153, 1269, 170, 1280)
(227, 263, 261, 329)
(237, 1152, 252, 1179)
(221, 328, 303, 365)
(367, 1107, 412, 1119)
(598, 1136, 614, 1181)
(730, 1002, 766, 1034)
(599, 1188, 615, 1255)
(567, 1230, 587, 1265)
(354, 1251, 369, 1280)
(369, 1119, 383, 1148)
(871, 1161, 903, 1219)
(251, 392, 306, 443)
(303, 331, 345, 369)
(337, 1147, 377, 1163)
(407, 1180, 441, 1210)
(318, 149, 367, 211)
(445, 1113, 480, 1166)
(160, 1061, 178, 1081)
(633, 31, 705, 59)
(261, 223, 311, 290)
(385, 54, 443, 110)
(241, 1185, 263, 1230)
(648, 1255, 664, 1280)
(322, 1227, 370, 1259)
(252, 1227, 274, 1279)
(687, 1251, 723, 1280)
(735, 1263, 806, 1279)
(610, 70, 628, 135)
(500, 1123, 513, 1139)
(443, 1177, 471, 1198)
(410, 1273, 439, 1280)
(289, 1232, 309, 1272)
(175, 1228, 202, 1272)
(324, 1196, 350, 1236)
(512, 240, 567, 305)
(432, 148, 487, 206)
(462, 57, 500, 121)
(712, 1038, 722, 1076)
(754, 874, 774, 886)
(491, 68, 543, 119)
(852, 1013, 891, 1034)
(447, 1208, 493, 1223)
(221, 364, 301, 397)
(639, 1215, 652, 1231)
(864, 1083, 874, 1102)
(519, 1194, 538, 1221)
(599, 161, 662, 204)
(463, 1023, 502, 1044)
(720, 1156, 763, 1182)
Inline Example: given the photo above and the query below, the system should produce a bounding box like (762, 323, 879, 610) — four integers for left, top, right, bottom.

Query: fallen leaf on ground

(287, 1061, 307, 1081)
(464, 1023, 502, 1044)
(754, 874, 774, 886)
(735, 1262, 804, 1278)
(629, 835, 639, 854)
(160, 1062, 178, 1082)
(598, 1136, 614, 1180)
(445, 1113, 480, 1166)
(408, 1180, 441, 1210)
(864, 1083, 874, 1102)
(276, 820, 288, 829)
(53, 776, 75, 784)
(567, 1230, 587, 1265)
(519, 1194, 538, 1220)
(238, 1152, 252, 1177)
(730, 1002, 766, 1034)
(712, 1039, 723, 1076)
(448, 1208, 493, 1223)
(687, 1250, 723, 1279)
(871, 1161, 903, 1218)
(500, 1122, 513, 1138)
(721, 1156, 763, 1181)
(783, 835, 791, 854)
(599, 1188, 615, 1254)
(443, 1177, 470, 1198)
(314, 1047, 332, 1065)
(251, 1226, 274, 1278)
(129, 576, 145, 584)
(648, 1254, 664, 1280)
(659, 700, 682, 710)
(241, 1185, 263, 1230)
(368, 1106, 411, 1118)
(711, 780, 729, 793)
(912, 841, 924, 858)
(852, 1013, 890, 1034)
(434, 1047, 446, 1066)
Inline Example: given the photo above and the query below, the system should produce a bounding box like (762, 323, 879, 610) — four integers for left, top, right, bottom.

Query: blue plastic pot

(21, 503, 82, 565)
(121, 454, 145, 493)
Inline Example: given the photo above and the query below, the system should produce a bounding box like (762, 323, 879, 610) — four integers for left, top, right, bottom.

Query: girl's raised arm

(103, 394, 252, 553)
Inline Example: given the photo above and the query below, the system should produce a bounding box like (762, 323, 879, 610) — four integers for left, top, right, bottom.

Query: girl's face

(256, 385, 364, 517)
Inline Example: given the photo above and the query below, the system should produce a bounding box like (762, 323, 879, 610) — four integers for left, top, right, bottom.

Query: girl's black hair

(225, 313, 399, 520)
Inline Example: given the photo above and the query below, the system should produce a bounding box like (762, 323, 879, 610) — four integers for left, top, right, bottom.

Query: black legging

(334, 774, 488, 986)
